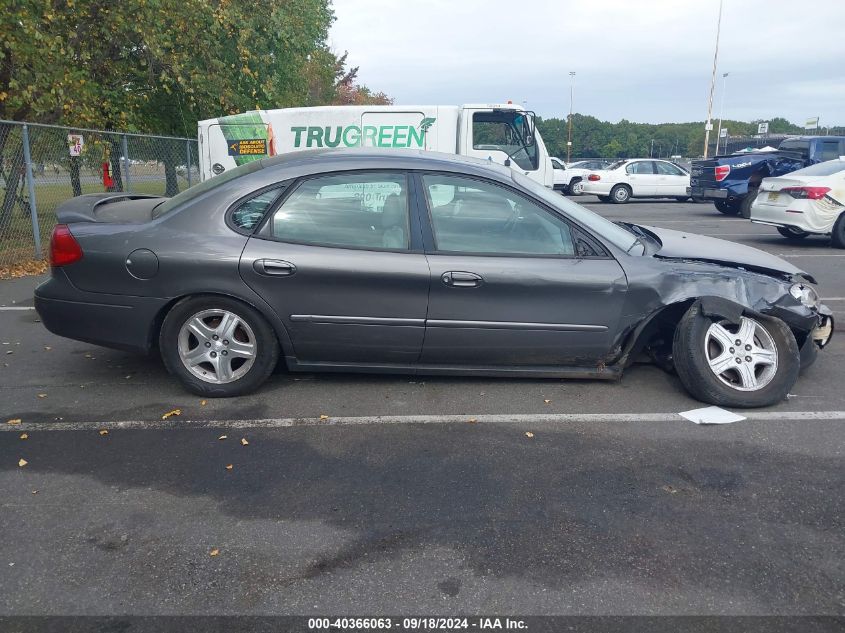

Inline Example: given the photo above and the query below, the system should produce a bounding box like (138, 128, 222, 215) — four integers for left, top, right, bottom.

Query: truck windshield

(472, 111, 538, 171)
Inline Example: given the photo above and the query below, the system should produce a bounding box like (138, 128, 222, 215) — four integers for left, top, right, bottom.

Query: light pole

(703, 0, 724, 158)
(567, 71, 576, 163)
(715, 71, 729, 155)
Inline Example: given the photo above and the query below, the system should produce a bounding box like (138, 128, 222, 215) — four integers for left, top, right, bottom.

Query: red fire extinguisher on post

(102, 162, 114, 191)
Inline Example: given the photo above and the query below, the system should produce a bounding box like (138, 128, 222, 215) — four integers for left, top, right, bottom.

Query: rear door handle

(441, 271, 483, 288)
(253, 259, 296, 276)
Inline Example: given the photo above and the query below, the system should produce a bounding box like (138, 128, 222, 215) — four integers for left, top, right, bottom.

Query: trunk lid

(56, 193, 164, 224)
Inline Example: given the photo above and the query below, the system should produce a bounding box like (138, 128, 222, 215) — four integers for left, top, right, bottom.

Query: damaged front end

(611, 251, 834, 373)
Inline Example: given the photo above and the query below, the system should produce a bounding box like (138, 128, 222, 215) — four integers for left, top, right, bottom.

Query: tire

(739, 189, 757, 219)
(832, 212, 845, 249)
(672, 303, 799, 408)
(609, 184, 632, 204)
(714, 200, 739, 215)
(568, 178, 584, 196)
(159, 295, 280, 397)
(776, 226, 809, 240)
(597, 195, 611, 203)
(675, 197, 690, 202)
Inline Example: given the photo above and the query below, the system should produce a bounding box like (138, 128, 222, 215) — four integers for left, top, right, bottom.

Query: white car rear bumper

(751, 191, 841, 234)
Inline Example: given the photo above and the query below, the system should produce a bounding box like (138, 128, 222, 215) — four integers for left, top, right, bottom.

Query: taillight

(714, 165, 731, 182)
(780, 186, 831, 200)
(588, 174, 601, 181)
(50, 224, 83, 267)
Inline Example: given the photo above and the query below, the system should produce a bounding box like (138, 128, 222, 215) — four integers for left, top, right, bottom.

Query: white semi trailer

(198, 104, 553, 188)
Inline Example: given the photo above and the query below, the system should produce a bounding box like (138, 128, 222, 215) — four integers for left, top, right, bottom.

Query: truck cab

(198, 104, 553, 189)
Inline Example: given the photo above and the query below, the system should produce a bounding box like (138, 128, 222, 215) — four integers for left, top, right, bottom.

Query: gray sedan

(35, 150, 834, 407)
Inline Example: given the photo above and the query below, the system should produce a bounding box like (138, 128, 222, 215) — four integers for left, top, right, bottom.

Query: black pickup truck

(689, 136, 845, 215)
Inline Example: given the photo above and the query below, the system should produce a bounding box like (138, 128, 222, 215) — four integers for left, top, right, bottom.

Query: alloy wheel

(177, 309, 257, 384)
(704, 317, 778, 392)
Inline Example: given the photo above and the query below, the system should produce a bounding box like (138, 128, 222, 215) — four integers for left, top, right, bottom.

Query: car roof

(258, 148, 515, 180)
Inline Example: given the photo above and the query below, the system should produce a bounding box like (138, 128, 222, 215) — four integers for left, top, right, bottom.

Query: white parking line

(0, 306, 35, 311)
(3, 410, 844, 432)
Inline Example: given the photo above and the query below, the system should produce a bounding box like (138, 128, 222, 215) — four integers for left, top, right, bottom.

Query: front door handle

(441, 271, 483, 288)
(253, 259, 296, 276)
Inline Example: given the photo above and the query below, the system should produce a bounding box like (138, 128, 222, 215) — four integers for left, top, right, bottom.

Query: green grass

(0, 178, 189, 266)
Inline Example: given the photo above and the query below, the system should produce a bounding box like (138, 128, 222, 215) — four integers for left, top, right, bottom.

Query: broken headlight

(789, 283, 820, 309)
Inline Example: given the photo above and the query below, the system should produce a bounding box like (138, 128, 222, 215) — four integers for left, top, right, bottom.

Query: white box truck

(197, 104, 553, 188)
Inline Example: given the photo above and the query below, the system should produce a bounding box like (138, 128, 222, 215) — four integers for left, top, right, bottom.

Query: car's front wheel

(672, 304, 799, 407)
(160, 295, 279, 397)
(609, 184, 632, 204)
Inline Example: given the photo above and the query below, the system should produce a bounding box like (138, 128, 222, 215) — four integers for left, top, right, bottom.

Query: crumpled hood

(639, 224, 816, 283)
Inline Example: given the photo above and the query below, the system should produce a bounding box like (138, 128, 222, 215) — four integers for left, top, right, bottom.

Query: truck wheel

(715, 200, 739, 215)
(672, 304, 799, 408)
(776, 226, 809, 240)
(568, 179, 584, 196)
(160, 295, 279, 397)
(832, 213, 845, 249)
(609, 184, 631, 204)
(740, 189, 758, 219)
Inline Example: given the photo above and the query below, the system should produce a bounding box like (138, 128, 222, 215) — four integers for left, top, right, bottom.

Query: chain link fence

(0, 120, 198, 269)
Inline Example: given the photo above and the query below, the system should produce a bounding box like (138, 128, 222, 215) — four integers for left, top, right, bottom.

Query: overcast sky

(329, 0, 844, 126)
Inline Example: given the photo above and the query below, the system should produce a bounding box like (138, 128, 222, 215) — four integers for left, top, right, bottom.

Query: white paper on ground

(679, 406, 746, 425)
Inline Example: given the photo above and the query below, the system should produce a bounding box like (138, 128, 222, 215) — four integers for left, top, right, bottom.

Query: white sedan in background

(750, 157, 845, 248)
(581, 159, 691, 203)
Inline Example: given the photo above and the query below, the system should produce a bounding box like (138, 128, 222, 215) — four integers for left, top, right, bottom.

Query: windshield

(152, 159, 265, 218)
(511, 172, 641, 253)
(787, 159, 845, 178)
(472, 111, 539, 171)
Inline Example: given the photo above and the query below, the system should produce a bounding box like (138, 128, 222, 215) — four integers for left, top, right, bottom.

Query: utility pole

(703, 0, 724, 159)
(715, 71, 729, 156)
(567, 71, 576, 163)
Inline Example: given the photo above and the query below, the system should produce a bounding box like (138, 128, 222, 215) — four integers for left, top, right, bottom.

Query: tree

(0, 0, 368, 201)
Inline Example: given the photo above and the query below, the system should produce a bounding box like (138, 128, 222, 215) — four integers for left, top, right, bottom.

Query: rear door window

(268, 172, 410, 250)
(627, 161, 655, 175)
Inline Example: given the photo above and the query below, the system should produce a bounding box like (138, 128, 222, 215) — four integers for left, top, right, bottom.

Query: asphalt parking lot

(1, 198, 843, 617)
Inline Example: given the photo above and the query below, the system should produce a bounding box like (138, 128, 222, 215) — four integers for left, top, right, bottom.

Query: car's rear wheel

(832, 212, 845, 249)
(714, 200, 739, 215)
(609, 184, 632, 204)
(160, 295, 279, 397)
(776, 226, 809, 240)
(672, 303, 799, 408)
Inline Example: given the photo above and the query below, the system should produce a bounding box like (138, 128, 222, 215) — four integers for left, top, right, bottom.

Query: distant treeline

(537, 115, 816, 160)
